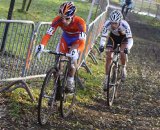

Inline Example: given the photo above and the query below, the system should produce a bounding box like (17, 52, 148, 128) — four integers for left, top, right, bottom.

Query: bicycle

(105, 44, 128, 106)
(37, 50, 78, 125)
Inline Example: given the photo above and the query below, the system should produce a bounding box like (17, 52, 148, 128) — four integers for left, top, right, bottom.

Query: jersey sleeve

(77, 18, 87, 52)
(123, 21, 132, 38)
(100, 20, 110, 46)
(101, 20, 110, 37)
(41, 16, 61, 46)
(79, 18, 86, 33)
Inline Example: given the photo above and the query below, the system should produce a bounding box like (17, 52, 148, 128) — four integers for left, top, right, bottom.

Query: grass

(135, 14, 160, 27)
(0, 0, 98, 22)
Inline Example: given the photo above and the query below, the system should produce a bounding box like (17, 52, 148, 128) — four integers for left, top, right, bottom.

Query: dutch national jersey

(47, 15, 86, 36)
(101, 20, 132, 38)
(41, 15, 86, 46)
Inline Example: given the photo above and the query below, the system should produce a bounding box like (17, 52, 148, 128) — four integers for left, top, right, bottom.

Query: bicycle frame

(111, 44, 128, 65)
(37, 50, 77, 125)
(112, 45, 121, 64)
(106, 44, 128, 106)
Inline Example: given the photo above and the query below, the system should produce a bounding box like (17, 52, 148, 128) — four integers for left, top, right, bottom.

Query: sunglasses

(61, 17, 71, 21)
(111, 22, 119, 24)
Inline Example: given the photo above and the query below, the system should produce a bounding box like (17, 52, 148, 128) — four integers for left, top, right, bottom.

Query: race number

(79, 32, 86, 40)
(46, 27, 55, 35)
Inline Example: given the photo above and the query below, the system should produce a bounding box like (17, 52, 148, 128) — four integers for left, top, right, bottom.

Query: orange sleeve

(41, 16, 61, 46)
(41, 34, 51, 46)
(77, 17, 86, 52)
(79, 17, 86, 33)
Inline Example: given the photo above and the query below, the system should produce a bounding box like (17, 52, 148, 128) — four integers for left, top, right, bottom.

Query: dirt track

(0, 7, 160, 130)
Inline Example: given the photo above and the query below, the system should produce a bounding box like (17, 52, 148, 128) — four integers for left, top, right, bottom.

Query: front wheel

(106, 62, 118, 106)
(37, 68, 60, 125)
(60, 69, 77, 118)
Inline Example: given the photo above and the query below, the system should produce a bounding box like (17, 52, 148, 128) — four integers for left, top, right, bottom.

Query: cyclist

(121, 0, 133, 18)
(35, 1, 86, 93)
(99, 10, 133, 91)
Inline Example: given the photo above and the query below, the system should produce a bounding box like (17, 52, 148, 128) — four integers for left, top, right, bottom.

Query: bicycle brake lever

(65, 53, 72, 57)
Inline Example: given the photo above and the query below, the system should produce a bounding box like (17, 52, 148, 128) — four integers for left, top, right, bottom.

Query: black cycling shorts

(106, 32, 128, 50)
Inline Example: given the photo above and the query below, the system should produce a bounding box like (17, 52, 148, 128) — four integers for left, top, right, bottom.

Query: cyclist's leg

(106, 34, 119, 75)
(68, 39, 84, 78)
(125, 8, 129, 16)
(125, 4, 131, 16)
(67, 41, 82, 90)
(120, 43, 128, 66)
(68, 43, 79, 77)
(103, 36, 115, 90)
(128, 2, 133, 11)
(120, 40, 128, 81)
(59, 37, 69, 53)
(125, 2, 133, 16)
(122, 4, 126, 14)
(59, 37, 69, 72)
(105, 47, 113, 75)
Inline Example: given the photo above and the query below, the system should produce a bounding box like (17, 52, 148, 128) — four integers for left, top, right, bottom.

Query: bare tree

(19, 0, 33, 12)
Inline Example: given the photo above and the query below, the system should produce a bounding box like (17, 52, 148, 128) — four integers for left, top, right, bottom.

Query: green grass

(133, 12, 160, 27)
(0, 0, 98, 22)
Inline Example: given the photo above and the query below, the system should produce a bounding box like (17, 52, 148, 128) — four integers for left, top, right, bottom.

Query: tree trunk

(19, 0, 32, 12)
(21, 0, 27, 11)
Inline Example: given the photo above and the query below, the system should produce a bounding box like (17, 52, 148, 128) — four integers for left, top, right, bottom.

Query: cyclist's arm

(77, 18, 87, 52)
(41, 16, 60, 46)
(100, 21, 110, 47)
(124, 21, 133, 49)
(127, 37, 133, 50)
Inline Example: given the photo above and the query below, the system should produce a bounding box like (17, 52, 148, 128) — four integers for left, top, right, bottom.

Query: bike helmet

(59, 1, 76, 18)
(109, 10, 123, 23)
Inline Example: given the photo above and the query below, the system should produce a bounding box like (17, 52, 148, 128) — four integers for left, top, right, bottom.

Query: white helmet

(109, 10, 123, 23)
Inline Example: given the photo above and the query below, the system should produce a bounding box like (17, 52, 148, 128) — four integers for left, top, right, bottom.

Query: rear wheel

(60, 65, 77, 118)
(37, 68, 60, 125)
(107, 62, 118, 106)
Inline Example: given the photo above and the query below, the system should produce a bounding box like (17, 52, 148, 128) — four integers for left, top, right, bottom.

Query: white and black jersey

(101, 20, 132, 38)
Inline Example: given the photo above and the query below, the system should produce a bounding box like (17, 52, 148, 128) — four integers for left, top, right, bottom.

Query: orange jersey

(51, 15, 86, 36)
(41, 15, 86, 52)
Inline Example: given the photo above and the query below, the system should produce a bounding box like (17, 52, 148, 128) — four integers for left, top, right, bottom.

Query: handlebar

(35, 49, 73, 62)
(106, 50, 129, 54)
(42, 50, 66, 56)
(106, 47, 129, 54)
(43, 49, 75, 57)
(105, 48, 129, 62)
